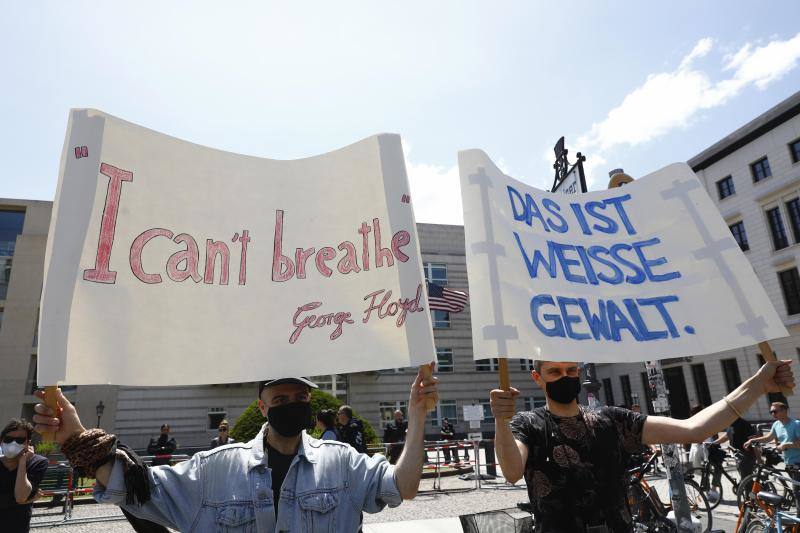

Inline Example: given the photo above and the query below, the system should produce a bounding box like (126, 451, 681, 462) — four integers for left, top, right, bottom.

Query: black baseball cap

(258, 377, 318, 397)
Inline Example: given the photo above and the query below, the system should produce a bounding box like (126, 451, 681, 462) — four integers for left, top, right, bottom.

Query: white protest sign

(39, 109, 435, 386)
(459, 150, 787, 363)
(462, 404, 484, 422)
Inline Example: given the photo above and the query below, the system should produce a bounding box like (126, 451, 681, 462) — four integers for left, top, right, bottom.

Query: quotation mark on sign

(401, 194, 411, 204)
(74, 146, 89, 159)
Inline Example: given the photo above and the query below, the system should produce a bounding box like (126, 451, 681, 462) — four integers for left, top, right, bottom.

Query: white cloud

(575, 32, 800, 187)
(402, 141, 462, 224)
(679, 37, 714, 69)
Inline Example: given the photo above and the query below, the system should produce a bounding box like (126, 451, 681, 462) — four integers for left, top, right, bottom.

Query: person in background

(383, 410, 407, 465)
(337, 405, 368, 453)
(745, 401, 800, 513)
(146, 424, 177, 466)
(209, 420, 235, 449)
(316, 409, 338, 441)
(0, 419, 48, 533)
(441, 417, 469, 465)
(630, 404, 642, 414)
(712, 416, 757, 478)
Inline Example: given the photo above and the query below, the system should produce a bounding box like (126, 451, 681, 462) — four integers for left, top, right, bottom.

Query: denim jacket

(95, 424, 402, 532)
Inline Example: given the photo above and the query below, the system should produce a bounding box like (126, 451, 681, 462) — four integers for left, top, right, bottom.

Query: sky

(2, 2, 800, 225)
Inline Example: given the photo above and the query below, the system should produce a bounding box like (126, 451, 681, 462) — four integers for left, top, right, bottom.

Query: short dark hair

(160, 424, 170, 430)
(316, 409, 336, 429)
(1, 418, 33, 440)
(338, 405, 354, 420)
(771, 402, 789, 411)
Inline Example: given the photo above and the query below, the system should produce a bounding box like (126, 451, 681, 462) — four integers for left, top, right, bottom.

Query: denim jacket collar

(247, 423, 319, 471)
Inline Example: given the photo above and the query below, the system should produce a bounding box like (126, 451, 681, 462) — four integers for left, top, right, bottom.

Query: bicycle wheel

(686, 466, 723, 510)
(737, 474, 758, 509)
(683, 479, 713, 533)
(743, 518, 768, 533)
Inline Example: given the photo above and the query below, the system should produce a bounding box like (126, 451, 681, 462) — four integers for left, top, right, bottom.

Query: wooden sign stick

(420, 363, 437, 411)
(498, 358, 511, 421)
(758, 340, 794, 396)
(41, 386, 59, 442)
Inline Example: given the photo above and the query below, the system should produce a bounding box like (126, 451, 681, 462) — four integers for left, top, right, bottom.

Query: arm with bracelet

(33, 388, 201, 531)
(643, 360, 794, 445)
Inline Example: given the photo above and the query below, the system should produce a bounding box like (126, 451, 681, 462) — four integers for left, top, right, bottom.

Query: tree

(230, 388, 378, 445)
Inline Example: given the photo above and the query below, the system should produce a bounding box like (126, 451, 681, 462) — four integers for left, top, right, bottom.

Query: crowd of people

(0, 359, 793, 532)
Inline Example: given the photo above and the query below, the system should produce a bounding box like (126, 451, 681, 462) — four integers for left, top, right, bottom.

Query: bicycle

(684, 443, 739, 509)
(736, 446, 796, 511)
(736, 472, 800, 533)
(627, 451, 713, 532)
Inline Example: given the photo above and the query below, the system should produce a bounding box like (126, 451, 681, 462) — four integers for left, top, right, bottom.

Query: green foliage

(230, 389, 378, 445)
(34, 440, 58, 457)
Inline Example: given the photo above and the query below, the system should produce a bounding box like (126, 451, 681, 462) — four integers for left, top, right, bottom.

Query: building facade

(595, 90, 800, 422)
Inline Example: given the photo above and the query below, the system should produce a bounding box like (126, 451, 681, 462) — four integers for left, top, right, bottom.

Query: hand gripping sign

(459, 149, 787, 365)
(39, 110, 435, 390)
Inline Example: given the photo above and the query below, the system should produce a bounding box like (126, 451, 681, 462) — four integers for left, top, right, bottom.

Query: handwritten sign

(459, 150, 787, 363)
(39, 109, 435, 386)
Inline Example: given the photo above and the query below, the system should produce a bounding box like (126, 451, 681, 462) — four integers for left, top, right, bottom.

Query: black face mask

(267, 402, 313, 437)
(545, 375, 582, 405)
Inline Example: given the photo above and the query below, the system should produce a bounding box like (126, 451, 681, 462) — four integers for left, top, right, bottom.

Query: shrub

(230, 389, 378, 445)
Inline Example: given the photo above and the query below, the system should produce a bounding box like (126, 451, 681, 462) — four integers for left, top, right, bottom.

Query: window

(475, 358, 499, 372)
(208, 408, 226, 430)
(380, 401, 408, 426)
(602, 378, 614, 406)
(779, 267, 800, 315)
(716, 176, 735, 199)
(25, 354, 36, 395)
(308, 374, 347, 398)
(0, 210, 25, 257)
(721, 359, 742, 393)
(429, 400, 457, 427)
(620, 375, 633, 407)
(690, 364, 712, 408)
(729, 221, 749, 251)
(432, 310, 450, 328)
(524, 397, 546, 411)
(0, 258, 11, 300)
(751, 157, 772, 182)
(479, 399, 494, 423)
(32, 312, 38, 347)
(790, 138, 800, 164)
(436, 348, 454, 372)
(639, 373, 654, 414)
(787, 199, 800, 244)
(423, 262, 448, 286)
(767, 207, 789, 250)
(520, 359, 535, 371)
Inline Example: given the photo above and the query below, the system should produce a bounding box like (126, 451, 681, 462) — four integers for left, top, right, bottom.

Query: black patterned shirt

(510, 406, 647, 533)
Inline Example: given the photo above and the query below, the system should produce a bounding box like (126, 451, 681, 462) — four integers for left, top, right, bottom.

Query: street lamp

(96, 400, 105, 428)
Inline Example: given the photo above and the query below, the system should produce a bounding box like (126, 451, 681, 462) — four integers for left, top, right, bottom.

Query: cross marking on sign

(469, 166, 518, 354)
(661, 177, 768, 339)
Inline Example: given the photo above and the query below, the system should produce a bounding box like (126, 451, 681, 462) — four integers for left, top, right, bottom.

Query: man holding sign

(33, 365, 437, 532)
(490, 359, 794, 532)
(459, 151, 796, 532)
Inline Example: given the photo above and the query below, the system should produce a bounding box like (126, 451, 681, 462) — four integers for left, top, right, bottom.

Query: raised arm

(642, 361, 794, 445)
(489, 387, 527, 484)
(394, 363, 438, 499)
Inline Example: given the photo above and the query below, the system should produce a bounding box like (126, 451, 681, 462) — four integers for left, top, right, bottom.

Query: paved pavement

(30, 456, 746, 532)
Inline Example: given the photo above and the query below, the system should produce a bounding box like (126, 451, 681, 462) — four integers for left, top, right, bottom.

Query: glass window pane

(0, 210, 24, 257)
(436, 348, 454, 372)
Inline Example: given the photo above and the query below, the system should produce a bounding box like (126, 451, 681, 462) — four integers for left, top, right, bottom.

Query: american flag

(427, 282, 469, 313)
